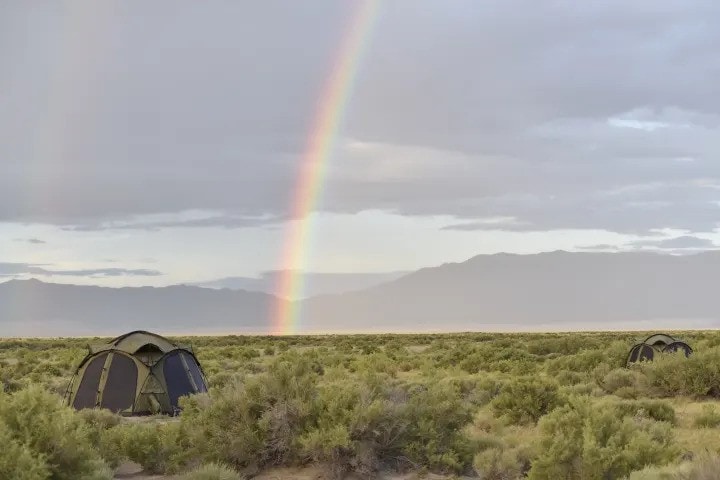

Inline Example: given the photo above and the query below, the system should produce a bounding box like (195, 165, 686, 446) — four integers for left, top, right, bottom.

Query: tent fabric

(663, 341, 693, 357)
(626, 333, 693, 367)
(88, 330, 179, 355)
(66, 331, 208, 416)
(643, 333, 676, 348)
(627, 343, 655, 364)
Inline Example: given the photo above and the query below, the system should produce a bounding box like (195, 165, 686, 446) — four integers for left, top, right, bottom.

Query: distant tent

(626, 333, 692, 367)
(663, 341, 693, 357)
(65, 330, 208, 416)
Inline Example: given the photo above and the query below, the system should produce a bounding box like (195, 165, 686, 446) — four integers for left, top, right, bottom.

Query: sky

(2, 0, 720, 289)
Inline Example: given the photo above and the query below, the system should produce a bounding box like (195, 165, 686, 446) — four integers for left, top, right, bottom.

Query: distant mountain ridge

(193, 270, 409, 299)
(0, 278, 282, 337)
(300, 250, 720, 332)
(2, 251, 720, 337)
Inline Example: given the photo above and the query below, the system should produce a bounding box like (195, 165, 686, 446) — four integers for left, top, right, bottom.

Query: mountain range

(0, 279, 282, 337)
(2, 251, 720, 337)
(193, 271, 408, 299)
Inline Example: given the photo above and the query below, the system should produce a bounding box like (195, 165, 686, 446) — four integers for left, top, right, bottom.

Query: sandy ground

(114, 462, 473, 479)
(114, 462, 177, 479)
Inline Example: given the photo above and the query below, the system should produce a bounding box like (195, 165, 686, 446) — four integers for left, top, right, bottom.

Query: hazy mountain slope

(3, 251, 720, 337)
(194, 271, 409, 299)
(300, 251, 720, 332)
(0, 279, 283, 337)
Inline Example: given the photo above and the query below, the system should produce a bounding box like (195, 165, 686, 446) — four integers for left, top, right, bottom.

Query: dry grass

(670, 399, 720, 456)
(4, 332, 720, 479)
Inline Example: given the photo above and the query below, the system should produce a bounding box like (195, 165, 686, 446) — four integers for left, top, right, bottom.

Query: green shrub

(301, 379, 475, 476)
(473, 445, 531, 480)
(528, 337, 590, 356)
(3, 333, 715, 479)
(350, 353, 398, 376)
(77, 408, 125, 468)
(613, 399, 676, 424)
(627, 463, 692, 480)
(628, 453, 720, 479)
(595, 366, 647, 398)
(78, 408, 122, 435)
(642, 348, 720, 397)
(556, 370, 587, 386)
(0, 422, 50, 480)
(180, 356, 321, 470)
(470, 409, 533, 480)
(561, 382, 597, 398)
(299, 380, 393, 475)
(529, 397, 678, 480)
(0, 385, 111, 480)
(391, 382, 475, 473)
(181, 356, 475, 476)
(96, 427, 127, 470)
(694, 404, 720, 428)
(546, 345, 623, 375)
(492, 377, 562, 424)
(441, 375, 503, 407)
(183, 462, 244, 480)
(114, 421, 187, 474)
(674, 454, 720, 480)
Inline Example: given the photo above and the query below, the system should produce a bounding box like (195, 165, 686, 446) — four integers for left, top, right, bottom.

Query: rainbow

(272, 0, 380, 335)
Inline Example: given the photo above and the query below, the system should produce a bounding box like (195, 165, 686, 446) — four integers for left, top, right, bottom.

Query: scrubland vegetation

(1, 331, 720, 479)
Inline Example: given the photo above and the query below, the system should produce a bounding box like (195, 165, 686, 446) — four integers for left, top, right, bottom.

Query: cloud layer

(0, 263, 161, 278)
(2, 1, 720, 235)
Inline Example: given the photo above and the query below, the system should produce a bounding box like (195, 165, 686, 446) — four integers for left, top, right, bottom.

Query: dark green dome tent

(65, 331, 208, 416)
(626, 333, 692, 367)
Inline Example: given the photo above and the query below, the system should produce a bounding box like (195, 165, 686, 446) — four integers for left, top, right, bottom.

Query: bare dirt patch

(114, 462, 179, 479)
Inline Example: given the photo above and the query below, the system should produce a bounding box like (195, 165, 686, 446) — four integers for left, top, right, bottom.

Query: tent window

(638, 345, 654, 362)
(135, 343, 164, 366)
(643, 334, 675, 348)
(163, 352, 195, 408)
(136, 343, 163, 354)
(627, 344, 654, 365)
(664, 342, 693, 358)
(73, 353, 107, 410)
(628, 346, 640, 363)
(101, 354, 138, 413)
(182, 352, 207, 393)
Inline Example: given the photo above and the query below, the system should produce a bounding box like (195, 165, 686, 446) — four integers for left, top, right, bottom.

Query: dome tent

(65, 330, 208, 416)
(625, 333, 692, 367)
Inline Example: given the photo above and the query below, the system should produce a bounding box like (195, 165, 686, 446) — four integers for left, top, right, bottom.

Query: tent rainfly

(65, 330, 208, 416)
(625, 333, 693, 367)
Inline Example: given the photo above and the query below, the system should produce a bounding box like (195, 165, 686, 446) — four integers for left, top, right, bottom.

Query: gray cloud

(63, 213, 284, 232)
(14, 238, 47, 244)
(575, 244, 622, 252)
(0, 263, 161, 278)
(2, 1, 720, 234)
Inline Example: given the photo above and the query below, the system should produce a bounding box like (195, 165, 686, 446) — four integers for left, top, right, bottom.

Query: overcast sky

(2, 0, 720, 288)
